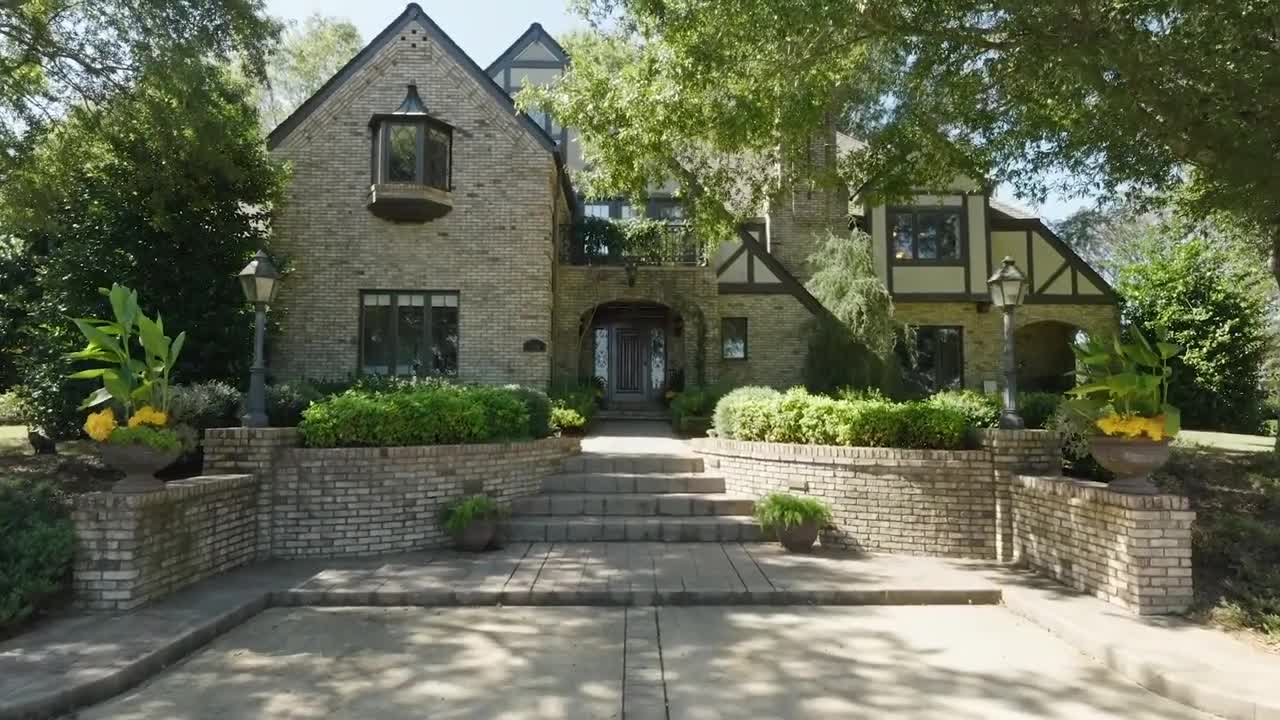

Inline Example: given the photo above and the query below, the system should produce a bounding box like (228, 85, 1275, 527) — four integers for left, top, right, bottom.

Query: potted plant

(69, 284, 189, 493)
(1065, 329, 1182, 494)
(441, 495, 506, 552)
(753, 492, 833, 552)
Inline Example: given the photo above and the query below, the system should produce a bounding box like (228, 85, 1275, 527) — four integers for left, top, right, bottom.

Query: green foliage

(1114, 232, 1271, 433)
(440, 495, 506, 535)
(569, 216, 702, 264)
(1067, 328, 1182, 436)
(107, 425, 183, 452)
(926, 390, 999, 430)
(805, 232, 902, 358)
(255, 14, 361, 130)
(714, 387, 969, 449)
(551, 407, 588, 434)
(0, 478, 75, 631)
(504, 385, 554, 439)
(753, 493, 833, 531)
(1017, 392, 1063, 431)
(67, 284, 187, 417)
(670, 385, 728, 424)
(802, 319, 902, 398)
(298, 385, 534, 448)
(169, 381, 241, 431)
(261, 383, 323, 428)
(0, 391, 21, 425)
(549, 380, 599, 429)
(5, 60, 287, 440)
(15, 327, 92, 441)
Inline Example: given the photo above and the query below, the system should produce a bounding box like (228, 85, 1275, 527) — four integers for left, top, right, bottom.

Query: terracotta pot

(455, 518, 497, 552)
(99, 443, 180, 493)
(776, 520, 820, 552)
(1090, 435, 1173, 495)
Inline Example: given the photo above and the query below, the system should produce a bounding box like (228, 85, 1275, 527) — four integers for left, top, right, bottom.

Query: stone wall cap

(74, 474, 258, 509)
(1013, 473, 1191, 510)
(689, 437, 988, 463)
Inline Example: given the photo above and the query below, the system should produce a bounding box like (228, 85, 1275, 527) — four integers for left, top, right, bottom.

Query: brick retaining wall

(692, 438, 1000, 558)
(72, 475, 259, 611)
(1012, 475, 1195, 614)
(203, 429, 579, 558)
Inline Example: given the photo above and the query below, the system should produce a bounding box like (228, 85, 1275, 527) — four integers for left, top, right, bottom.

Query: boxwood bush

(298, 384, 534, 447)
(713, 387, 969, 449)
(925, 389, 1062, 431)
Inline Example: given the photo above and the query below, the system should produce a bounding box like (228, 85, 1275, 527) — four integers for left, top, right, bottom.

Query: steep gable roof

(266, 3, 558, 154)
(485, 23, 569, 75)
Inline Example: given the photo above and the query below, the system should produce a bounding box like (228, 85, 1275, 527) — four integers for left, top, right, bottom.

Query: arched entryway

(579, 301, 685, 408)
(1015, 320, 1087, 393)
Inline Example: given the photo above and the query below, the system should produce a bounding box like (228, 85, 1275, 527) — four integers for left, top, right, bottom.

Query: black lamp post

(238, 250, 281, 427)
(987, 256, 1028, 429)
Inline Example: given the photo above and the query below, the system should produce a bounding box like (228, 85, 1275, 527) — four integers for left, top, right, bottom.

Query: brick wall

(1012, 475, 1195, 615)
(978, 429, 1063, 562)
(72, 475, 259, 611)
(693, 438, 999, 558)
(205, 428, 578, 558)
(268, 438, 579, 557)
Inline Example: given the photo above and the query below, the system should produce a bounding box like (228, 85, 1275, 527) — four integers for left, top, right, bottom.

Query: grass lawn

(1156, 431, 1280, 650)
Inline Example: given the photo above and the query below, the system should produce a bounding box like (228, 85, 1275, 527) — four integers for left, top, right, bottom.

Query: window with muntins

(722, 317, 748, 359)
(361, 291, 459, 377)
(889, 208, 962, 261)
(900, 326, 963, 391)
(377, 121, 451, 190)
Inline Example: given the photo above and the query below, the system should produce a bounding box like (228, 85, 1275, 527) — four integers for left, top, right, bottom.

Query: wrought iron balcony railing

(559, 218, 707, 267)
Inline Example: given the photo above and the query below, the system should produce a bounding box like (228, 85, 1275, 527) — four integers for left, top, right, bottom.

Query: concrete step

(505, 516, 766, 543)
(595, 410, 670, 421)
(563, 454, 704, 474)
(542, 472, 726, 495)
(512, 493, 754, 517)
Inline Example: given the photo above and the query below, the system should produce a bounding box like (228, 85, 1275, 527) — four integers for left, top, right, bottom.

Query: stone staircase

(507, 451, 764, 542)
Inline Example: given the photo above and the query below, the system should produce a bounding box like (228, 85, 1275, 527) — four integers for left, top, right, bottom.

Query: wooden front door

(612, 327, 648, 402)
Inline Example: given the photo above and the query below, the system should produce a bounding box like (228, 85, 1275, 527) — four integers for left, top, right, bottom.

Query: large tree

(255, 14, 361, 131)
(0, 0, 277, 162)
(2, 59, 287, 440)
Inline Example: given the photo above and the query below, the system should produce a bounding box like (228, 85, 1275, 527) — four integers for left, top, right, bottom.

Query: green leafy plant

(753, 492, 833, 531)
(1066, 328, 1183, 440)
(440, 495, 506, 535)
(551, 406, 587, 434)
(1017, 392, 1062, 430)
(0, 390, 21, 425)
(1, 478, 75, 631)
(505, 385, 554, 439)
(926, 390, 1000, 430)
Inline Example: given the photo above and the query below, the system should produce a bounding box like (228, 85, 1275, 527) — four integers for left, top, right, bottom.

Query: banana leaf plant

(1065, 327, 1182, 438)
(66, 284, 186, 416)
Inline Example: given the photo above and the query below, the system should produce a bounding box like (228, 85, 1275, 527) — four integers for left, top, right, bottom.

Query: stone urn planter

(1090, 436, 1173, 495)
(100, 443, 180, 493)
(776, 521, 821, 553)
(455, 518, 497, 552)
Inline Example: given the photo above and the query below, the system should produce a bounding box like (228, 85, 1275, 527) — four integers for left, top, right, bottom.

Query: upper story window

(368, 85, 454, 221)
(889, 208, 962, 262)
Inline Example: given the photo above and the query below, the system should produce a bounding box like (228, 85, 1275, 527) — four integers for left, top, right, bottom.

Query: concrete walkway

(581, 419, 693, 456)
(2, 545, 1278, 719)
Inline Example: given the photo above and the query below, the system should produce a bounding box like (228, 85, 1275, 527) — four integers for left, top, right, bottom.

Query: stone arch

(567, 298, 709, 402)
(1014, 320, 1088, 393)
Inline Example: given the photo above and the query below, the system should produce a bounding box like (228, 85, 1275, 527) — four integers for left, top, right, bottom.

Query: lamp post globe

(238, 251, 281, 428)
(987, 256, 1028, 429)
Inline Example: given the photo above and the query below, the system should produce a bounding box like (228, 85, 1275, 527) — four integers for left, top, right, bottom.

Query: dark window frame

(721, 317, 749, 360)
(886, 206, 966, 266)
(358, 290, 460, 378)
(903, 325, 965, 391)
(370, 116, 454, 191)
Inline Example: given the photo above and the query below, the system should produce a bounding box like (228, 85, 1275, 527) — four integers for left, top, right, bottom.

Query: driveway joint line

(741, 543, 777, 591)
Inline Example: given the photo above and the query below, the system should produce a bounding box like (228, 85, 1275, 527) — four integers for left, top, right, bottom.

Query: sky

(265, 0, 1093, 223)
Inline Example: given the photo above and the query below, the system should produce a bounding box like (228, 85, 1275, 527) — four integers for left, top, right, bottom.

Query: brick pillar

(203, 427, 299, 560)
(979, 429, 1063, 562)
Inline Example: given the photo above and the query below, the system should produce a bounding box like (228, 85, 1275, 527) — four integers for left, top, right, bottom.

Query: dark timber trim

(485, 22, 569, 74)
(990, 217, 1118, 299)
(735, 225, 834, 321)
(1036, 261, 1071, 294)
(715, 245, 747, 276)
(717, 283, 789, 295)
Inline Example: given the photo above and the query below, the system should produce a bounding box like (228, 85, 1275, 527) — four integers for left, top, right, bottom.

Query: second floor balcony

(559, 217, 707, 267)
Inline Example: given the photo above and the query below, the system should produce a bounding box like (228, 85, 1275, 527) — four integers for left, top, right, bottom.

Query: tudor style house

(265, 3, 1118, 404)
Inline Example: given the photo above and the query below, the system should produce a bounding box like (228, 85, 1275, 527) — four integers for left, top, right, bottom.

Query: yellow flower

(1096, 413, 1165, 441)
(128, 405, 168, 428)
(84, 408, 118, 442)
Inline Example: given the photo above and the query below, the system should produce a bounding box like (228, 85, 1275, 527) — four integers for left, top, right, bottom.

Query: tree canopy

(255, 14, 362, 131)
(531, 0, 1279, 267)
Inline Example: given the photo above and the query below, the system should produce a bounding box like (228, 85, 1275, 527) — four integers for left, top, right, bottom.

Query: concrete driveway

(79, 606, 1214, 720)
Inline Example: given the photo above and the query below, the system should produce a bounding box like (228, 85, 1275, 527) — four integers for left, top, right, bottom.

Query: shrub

(169, 381, 241, 430)
(549, 380, 597, 427)
(713, 388, 970, 449)
(504, 385, 553, 439)
(440, 495, 507, 534)
(801, 318, 903, 397)
(0, 390, 21, 425)
(753, 492, 833, 530)
(298, 384, 533, 447)
(260, 382, 323, 427)
(713, 386, 781, 439)
(1, 478, 75, 631)
(670, 384, 728, 427)
(551, 406, 587, 434)
(926, 390, 999, 429)
(1017, 392, 1062, 430)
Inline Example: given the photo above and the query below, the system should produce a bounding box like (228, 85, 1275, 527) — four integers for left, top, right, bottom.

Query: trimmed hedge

(925, 389, 1062, 431)
(298, 384, 536, 447)
(713, 387, 970, 450)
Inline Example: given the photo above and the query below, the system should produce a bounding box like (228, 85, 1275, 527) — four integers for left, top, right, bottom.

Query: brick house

(266, 3, 1118, 403)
